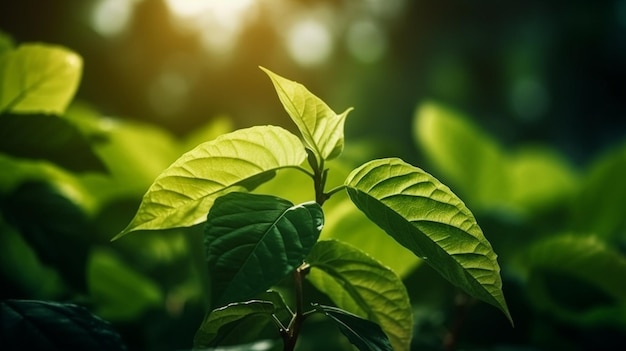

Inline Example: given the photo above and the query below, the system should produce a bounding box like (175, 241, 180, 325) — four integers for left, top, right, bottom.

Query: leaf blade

(344, 158, 512, 323)
(205, 192, 323, 308)
(0, 44, 82, 114)
(307, 239, 413, 351)
(261, 66, 353, 161)
(314, 304, 392, 351)
(115, 125, 307, 238)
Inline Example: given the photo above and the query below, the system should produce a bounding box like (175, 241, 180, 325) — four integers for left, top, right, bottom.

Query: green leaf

(314, 304, 392, 351)
(115, 125, 307, 239)
(261, 66, 353, 161)
(307, 240, 413, 351)
(0, 113, 107, 173)
(87, 248, 163, 321)
(414, 102, 508, 210)
(523, 234, 626, 326)
(0, 31, 14, 54)
(193, 300, 275, 348)
(205, 192, 323, 308)
(344, 158, 512, 324)
(0, 44, 82, 114)
(1, 299, 127, 351)
(572, 142, 626, 240)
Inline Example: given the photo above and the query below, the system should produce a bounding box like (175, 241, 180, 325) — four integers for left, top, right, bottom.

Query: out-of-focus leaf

(523, 234, 626, 327)
(180, 115, 234, 153)
(261, 67, 353, 161)
(414, 102, 509, 210)
(0, 44, 82, 114)
(0, 113, 107, 173)
(0, 299, 127, 351)
(314, 304, 392, 351)
(115, 125, 307, 239)
(572, 142, 626, 240)
(0, 31, 14, 54)
(205, 192, 323, 308)
(1, 181, 91, 292)
(0, 215, 66, 299)
(345, 158, 512, 323)
(193, 300, 275, 348)
(87, 248, 163, 321)
(307, 240, 413, 351)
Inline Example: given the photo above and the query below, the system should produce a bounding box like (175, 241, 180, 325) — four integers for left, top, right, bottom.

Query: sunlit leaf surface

(115, 125, 307, 238)
(0, 44, 82, 114)
(314, 304, 392, 351)
(345, 158, 511, 323)
(261, 67, 353, 161)
(205, 192, 323, 308)
(307, 240, 412, 351)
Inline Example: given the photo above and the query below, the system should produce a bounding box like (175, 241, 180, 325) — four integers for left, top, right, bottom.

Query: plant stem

(283, 263, 310, 351)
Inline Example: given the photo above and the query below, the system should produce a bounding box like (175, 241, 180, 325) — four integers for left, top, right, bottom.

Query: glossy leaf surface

(205, 192, 323, 308)
(0, 44, 82, 114)
(345, 158, 511, 323)
(115, 125, 307, 238)
(314, 304, 392, 351)
(307, 240, 412, 351)
(193, 300, 275, 348)
(261, 67, 353, 161)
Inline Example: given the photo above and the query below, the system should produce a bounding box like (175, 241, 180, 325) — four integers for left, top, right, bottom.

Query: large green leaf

(344, 158, 512, 323)
(307, 240, 413, 351)
(261, 67, 353, 161)
(193, 300, 275, 348)
(205, 192, 323, 308)
(523, 234, 626, 326)
(0, 44, 82, 114)
(114, 125, 307, 239)
(313, 304, 392, 351)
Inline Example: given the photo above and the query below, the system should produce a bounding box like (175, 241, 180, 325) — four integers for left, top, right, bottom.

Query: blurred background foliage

(1, 0, 626, 350)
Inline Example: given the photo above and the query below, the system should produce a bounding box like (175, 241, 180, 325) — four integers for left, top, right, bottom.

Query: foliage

(2, 33, 624, 351)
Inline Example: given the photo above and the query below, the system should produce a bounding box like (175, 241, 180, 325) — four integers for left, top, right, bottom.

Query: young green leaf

(205, 192, 323, 309)
(344, 158, 512, 324)
(114, 125, 307, 239)
(261, 66, 353, 161)
(0, 44, 82, 114)
(313, 304, 393, 351)
(193, 300, 275, 349)
(307, 240, 413, 351)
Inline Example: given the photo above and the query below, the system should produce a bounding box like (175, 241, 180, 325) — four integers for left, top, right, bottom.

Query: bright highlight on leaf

(307, 239, 413, 351)
(205, 192, 323, 309)
(0, 44, 82, 114)
(261, 66, 353, 161)
(345, 158, 512, 324)
(115, 125, 307, 239)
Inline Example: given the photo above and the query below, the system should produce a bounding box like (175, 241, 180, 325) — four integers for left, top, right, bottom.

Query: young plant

(115, 67, 512, 350)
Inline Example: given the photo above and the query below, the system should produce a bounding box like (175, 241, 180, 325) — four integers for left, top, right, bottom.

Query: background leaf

(307, 239, 413, 351)
(345, 158, 512, 323)
(116, 125, 307, 238)
(261, 67, 353, 161)
(522, 234, 626, 327)
(0, 299, 127, 351)
(313, 304, 392, 351)
(205, 192, 323, 308)
(0, 44, 82, 114)
(0, 113, 107, 173)
(193, 300, 275, 348)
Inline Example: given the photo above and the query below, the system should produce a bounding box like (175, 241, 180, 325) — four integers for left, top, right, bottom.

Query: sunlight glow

(165, 0, 257, 55)
(286, 19, 333, 67)
(346, 19, 387, 63)
(91, 0, 139, 37)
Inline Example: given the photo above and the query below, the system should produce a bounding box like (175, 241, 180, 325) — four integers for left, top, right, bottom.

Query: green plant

(114, 68, 512, 350)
